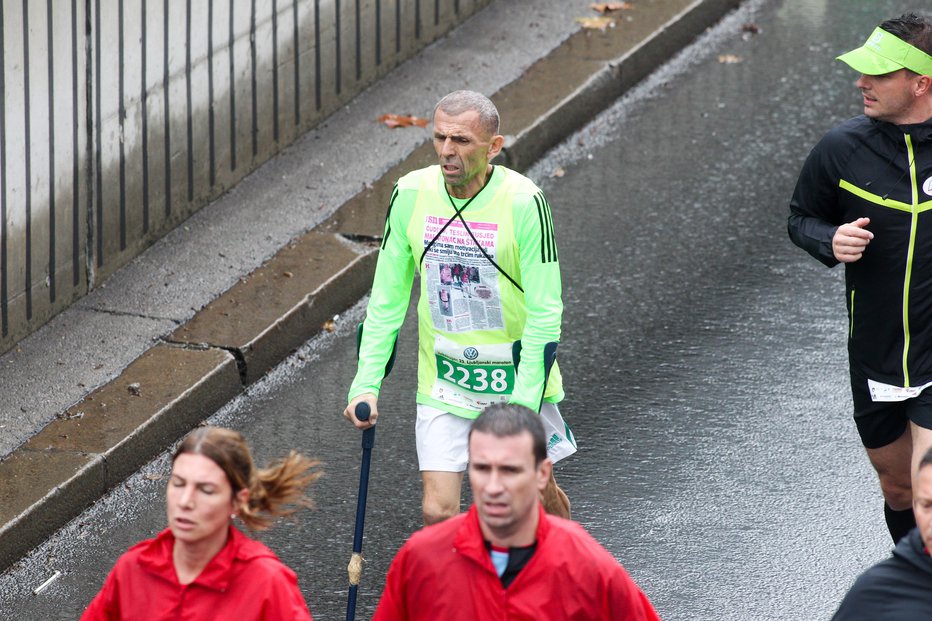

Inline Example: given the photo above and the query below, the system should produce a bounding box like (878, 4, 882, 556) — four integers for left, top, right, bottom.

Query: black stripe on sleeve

(542, 193, 557, 262)
(380, 184, 399, 250)
(534, 194, 545, 262)
(534, 192, 557, 264)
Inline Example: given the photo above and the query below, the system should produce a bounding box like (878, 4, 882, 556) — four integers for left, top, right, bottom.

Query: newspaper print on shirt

(423, 214, 505, 332)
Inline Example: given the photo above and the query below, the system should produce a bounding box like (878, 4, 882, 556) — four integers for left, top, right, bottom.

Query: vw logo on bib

(924, 176, 932, 197)
(463, 347, 479, 360)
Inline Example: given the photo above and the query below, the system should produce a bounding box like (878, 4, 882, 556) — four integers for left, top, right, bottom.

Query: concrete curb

(498, 0, 742, 172)
(0, 0, 741, 571)
(0, 346, 241, 570)
(168, 232, 380, 386)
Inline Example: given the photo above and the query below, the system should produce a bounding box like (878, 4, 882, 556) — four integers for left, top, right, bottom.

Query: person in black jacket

(788, 12, 932, 543)
(832, 446, 932, 619)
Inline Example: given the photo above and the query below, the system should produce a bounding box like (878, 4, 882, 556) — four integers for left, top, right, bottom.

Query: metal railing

(0, 0, 487, 352)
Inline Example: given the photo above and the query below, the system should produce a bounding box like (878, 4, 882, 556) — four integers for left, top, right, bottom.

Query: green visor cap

(836, 27, 932, 76)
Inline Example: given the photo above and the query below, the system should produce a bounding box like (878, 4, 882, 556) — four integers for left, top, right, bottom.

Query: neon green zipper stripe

(901, 135, 919, 387)
(849, 290, 855, 338)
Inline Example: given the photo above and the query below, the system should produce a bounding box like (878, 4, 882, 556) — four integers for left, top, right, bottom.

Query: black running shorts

(852, 372, 932, 449)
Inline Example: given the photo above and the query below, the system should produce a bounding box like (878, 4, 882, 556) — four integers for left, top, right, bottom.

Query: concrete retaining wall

(0, 0, 488, 352)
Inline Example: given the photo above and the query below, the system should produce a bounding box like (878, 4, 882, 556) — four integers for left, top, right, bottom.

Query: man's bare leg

(866, 427, 914, 541)
(911, 423, 932, 486)
(541, 470, 571, 519)
(867, 426, 914, 509)
(421, 470, 464, 525)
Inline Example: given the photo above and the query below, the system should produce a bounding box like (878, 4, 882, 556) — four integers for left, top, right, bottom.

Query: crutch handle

(355, 402, 371, 422)
(355, 403, 375, 450)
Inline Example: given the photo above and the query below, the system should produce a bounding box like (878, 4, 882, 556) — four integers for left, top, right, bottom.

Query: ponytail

(173, 427, 322, 531)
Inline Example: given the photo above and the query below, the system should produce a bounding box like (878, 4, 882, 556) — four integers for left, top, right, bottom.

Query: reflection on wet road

(2, 0, 922, 619)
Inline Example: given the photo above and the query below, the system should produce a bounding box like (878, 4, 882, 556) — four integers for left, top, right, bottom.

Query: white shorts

(415, 402, 578, 472)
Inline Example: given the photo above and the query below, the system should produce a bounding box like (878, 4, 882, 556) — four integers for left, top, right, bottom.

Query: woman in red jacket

(81, 426, 321, 620)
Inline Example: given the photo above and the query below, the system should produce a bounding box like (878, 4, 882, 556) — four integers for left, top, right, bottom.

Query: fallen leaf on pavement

(323, 319, 337, 332)
(576, 16, 615, 31)
(717, 54, 743, 64)
(378, 114, 429, 129)
(742, 22, 760, 34)
(591, 2, 632, 12)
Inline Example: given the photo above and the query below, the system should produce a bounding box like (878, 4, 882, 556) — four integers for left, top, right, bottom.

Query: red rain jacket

(373, 504, 660, 621)
(80, 526, 312, 621)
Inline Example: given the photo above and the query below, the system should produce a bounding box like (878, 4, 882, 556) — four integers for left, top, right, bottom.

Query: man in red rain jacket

(373, 403, 659, 621)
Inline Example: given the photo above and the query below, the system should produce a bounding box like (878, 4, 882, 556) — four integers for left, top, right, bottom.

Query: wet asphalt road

(2, 0, 927, 619)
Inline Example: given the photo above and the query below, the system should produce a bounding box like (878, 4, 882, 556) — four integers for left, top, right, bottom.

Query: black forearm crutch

(514, 339, 571, 518)
(346, 324, 396, 621)
(512, 340, 559, 410)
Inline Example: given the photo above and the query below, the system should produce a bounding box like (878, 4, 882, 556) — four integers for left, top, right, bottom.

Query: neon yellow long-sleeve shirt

(348, 165, 564, 418)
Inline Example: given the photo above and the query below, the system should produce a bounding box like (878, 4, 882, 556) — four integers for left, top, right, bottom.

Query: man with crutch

(343, 90, 575, 525)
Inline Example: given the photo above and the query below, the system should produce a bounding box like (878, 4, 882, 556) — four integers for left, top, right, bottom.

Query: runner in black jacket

(788, 13, 932, 542)
(831, 447, 932, 620)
